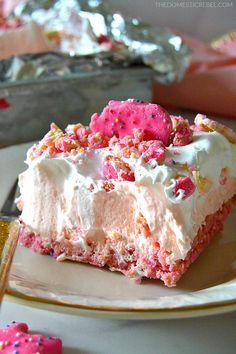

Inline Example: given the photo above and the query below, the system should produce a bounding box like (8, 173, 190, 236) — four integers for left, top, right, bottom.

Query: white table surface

(1, 298, 236, 354)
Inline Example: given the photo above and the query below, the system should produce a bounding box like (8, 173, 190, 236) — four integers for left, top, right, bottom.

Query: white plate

(1, 140, 236, 320)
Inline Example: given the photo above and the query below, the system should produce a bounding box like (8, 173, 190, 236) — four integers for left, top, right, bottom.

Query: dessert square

(17, 100, 236, 286)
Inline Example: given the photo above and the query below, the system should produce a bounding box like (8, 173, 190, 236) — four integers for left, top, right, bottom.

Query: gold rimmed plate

(1, 141, 236, 319)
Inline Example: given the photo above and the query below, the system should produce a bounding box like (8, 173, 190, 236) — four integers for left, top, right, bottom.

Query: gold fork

(0, 220, 19, 301)
(0, 180, 20, 301)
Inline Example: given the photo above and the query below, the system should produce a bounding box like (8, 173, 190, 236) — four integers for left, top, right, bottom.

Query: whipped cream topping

(19, 129, 236, 264)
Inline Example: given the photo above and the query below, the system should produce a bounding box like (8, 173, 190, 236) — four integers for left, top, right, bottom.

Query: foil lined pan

(0, 0, 191, 83)
(0, 51, 142, 82)
(0, 66, 153, 147)
(0, 1, 191, 147)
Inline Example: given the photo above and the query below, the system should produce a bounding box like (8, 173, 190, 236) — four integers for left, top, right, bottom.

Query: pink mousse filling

(18, 195, 236, 287)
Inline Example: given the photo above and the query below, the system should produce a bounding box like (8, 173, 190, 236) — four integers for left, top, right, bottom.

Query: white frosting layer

(19, 131, 236, 263)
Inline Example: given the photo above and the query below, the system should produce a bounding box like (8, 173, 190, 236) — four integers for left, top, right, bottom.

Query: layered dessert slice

(17, 99, 236, 286)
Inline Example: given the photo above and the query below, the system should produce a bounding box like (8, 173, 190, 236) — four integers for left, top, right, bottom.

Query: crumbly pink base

(18, 195, 236, 287)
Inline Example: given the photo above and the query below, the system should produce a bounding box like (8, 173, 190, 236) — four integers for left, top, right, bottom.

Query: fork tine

(0, 179, 20, 216)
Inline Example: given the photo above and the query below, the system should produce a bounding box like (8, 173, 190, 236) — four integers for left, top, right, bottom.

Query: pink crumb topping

(28, 100, 198, 161)
(29, 101, 234, 163)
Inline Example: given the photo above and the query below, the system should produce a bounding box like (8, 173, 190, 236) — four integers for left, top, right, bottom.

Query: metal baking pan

(0, 67, 153, 147)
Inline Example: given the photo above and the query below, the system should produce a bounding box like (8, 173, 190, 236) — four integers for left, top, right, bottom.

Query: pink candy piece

(0, 322, 62, 354)
(174, 176, 196, 200)
(90, 99, 172, 145)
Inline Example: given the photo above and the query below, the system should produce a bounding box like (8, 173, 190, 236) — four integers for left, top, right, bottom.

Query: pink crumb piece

(89, 99, 172, 145)
(111, 134, 140, 158)
(170, 116, 193, 146)
(74, 126, 91, 142)
(103, 156, 135, 181)
(174, 176, 196, 199)
(138, 140, 166, 164)
(54, 136, 79, 153)
(133, 128, 146, 142)
(194, 114, 236, 144)
(102, 181, 115, 192)
(87, 132, 109, 149)
(0, 322, 62, 354)
(103, 160, 118, 180)
(190, 124, 206, 132)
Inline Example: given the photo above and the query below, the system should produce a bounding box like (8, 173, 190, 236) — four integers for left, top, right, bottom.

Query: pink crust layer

(19, 195, 236, 287)
(0, 322, 62, 353)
